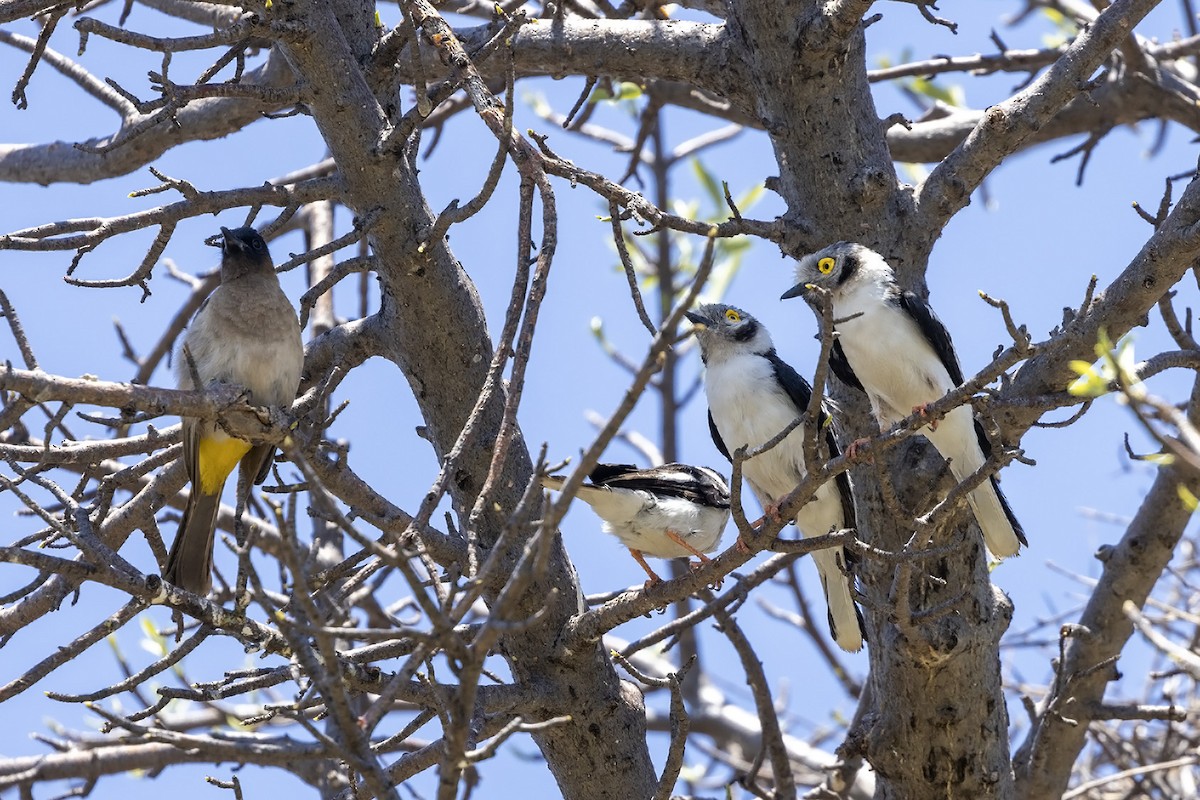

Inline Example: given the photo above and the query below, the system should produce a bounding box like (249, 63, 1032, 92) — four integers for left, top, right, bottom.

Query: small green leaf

(905, 76, 965, 107)
(735, 182, 765, 211)
(690, 158, 725, 209)
(672, 197, 701, 219)
(902, 162, 929, 183)
(590, 82, 642, 103)
(613, 82, 642, 101)
(1066, 360, 1110, 397)
(524, 92, 551, 115)
(1114, 336, 1146, 400)
(1178, 484, 1198, 512)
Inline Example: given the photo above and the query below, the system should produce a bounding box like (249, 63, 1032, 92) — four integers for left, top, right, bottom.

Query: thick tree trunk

(862, 442, 1016, 799)
(275, 2, 657, 796)
(722, 0, 912, 261)
(722, 2, 1017, 795)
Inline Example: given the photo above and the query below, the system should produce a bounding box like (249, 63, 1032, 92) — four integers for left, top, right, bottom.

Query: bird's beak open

(780, 282, 809, 301)
(220, 227, 238, 252)
(683, 310, 709, 331)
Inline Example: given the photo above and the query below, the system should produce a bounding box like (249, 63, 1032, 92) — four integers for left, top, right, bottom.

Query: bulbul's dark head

(219, 226, 274, 281)
(685, 303, 772, 363)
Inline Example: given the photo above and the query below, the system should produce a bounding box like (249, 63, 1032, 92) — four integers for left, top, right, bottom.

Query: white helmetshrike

(686, 303, 865, 653)
(783, 241, 1026, 558)
(542, 462, 731, 585)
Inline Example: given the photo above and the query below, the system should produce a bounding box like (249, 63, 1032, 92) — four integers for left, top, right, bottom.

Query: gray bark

(4, 0, 1200, 797)
(274, 1, 658, 795)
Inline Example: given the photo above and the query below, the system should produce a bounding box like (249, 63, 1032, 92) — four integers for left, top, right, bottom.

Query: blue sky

(1, 2, 1195, 796)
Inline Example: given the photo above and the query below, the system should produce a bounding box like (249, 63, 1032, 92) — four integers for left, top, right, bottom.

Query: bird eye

(252, 239, 265, 251)
(724, 309, 741, 323)
(818, 257, 835, 275)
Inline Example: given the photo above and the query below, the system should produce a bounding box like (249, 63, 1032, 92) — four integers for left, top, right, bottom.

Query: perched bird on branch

(686, 303, 864, 653)
(542, 462, 731, 585)
(164, 226, 304, 594)
(783, 241, 1025, 558)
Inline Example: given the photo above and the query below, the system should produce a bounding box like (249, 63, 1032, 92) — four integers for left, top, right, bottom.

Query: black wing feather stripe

(709, 411, 732, 462)
(765, 350, 814, 414)
(829, 340, 865, 392)
(767, 349, 859, 546)
(898, 291, 964, 387)
(972, 418, 992, 458)
(764, 348, 856, 530)
(826, 424, 858, 540)
(588, 463, 642, 484)
(973, 420, 1028, 548)
(589, 463, 731, 509)
(991, 475, 1028, 547)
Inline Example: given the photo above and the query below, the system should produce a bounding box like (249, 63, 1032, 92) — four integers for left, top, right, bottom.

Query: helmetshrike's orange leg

(845, 437, 872, 461)
(629, 549, 664, 588)
(913, 403, 938, 431)
(665, 531, 723, 589)
(665, 530, 712, 562)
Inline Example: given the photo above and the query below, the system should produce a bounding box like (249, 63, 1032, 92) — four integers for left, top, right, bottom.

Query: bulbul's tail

(164, 488, 222, 595)
(968, 477, 1026, 558)
(811, 548, 865, 653)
